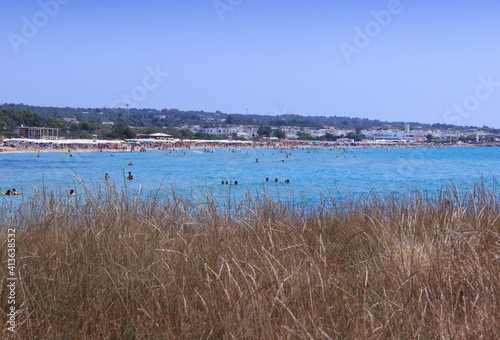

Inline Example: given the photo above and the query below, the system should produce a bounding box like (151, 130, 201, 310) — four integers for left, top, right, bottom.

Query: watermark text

(7, 0, 71, 54)
(111, 65, 168, 108)
(213, 0, 243, 21)
(6, 227, 17, 332)
(443, 75, 500, 125)
(340, 0, 403, 64)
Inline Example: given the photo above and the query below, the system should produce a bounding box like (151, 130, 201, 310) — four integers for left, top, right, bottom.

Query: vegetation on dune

(0, 182, 499, 338)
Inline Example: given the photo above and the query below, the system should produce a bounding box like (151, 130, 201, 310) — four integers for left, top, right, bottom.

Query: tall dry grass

(1, 181, 499, 339)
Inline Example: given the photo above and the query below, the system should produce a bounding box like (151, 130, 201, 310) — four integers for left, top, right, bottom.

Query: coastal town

(2, 122, 500, 152)
(1, 105, 499, 151)
(177, 123, 499, 144)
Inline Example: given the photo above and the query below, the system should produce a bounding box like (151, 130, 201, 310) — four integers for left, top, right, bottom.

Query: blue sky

(1, 0, 500, 127)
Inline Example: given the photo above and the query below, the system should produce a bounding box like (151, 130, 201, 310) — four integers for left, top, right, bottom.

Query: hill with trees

(1, 103, 498, 139)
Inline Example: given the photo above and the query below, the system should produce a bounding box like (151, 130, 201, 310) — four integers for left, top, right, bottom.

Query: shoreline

(0, 142, 495, 154)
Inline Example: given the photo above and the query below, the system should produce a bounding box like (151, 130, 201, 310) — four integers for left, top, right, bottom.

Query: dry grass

(1, 181, 499, 339)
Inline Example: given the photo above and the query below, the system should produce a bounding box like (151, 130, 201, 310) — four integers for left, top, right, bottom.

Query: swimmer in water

(69, 189, 76, 196)
(128, 162, 133, 166)
(234, 181, 238, 185)
(275, 178, 278, 182)
(127, 171, 134, 180)
(105, 173, 110, 181)
(256, 159, 259, 163)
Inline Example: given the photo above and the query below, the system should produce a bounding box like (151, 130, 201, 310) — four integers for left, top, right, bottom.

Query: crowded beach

(0, 137, 493, 154)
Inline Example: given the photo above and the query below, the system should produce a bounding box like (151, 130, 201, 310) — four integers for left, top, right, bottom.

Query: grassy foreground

(1, 182, 499, 339)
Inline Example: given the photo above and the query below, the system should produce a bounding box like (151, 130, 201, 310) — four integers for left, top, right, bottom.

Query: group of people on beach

(2, 139, 466, 154)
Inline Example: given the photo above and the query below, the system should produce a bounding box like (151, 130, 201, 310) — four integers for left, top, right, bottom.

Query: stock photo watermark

(110, 65, 168, 108)
(443, 75, 500, 126)
(7, 0, 71, 54)
(213, 0, 243, 21)
(339, 0, 405, 64)
(6, 227, 17, 332)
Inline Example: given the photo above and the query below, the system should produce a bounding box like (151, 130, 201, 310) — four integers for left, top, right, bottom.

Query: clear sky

(1, 0, 500, 127)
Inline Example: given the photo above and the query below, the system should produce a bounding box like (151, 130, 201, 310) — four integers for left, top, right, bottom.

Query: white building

(63, 117, 79, 124)
(197, 126, 248, 137)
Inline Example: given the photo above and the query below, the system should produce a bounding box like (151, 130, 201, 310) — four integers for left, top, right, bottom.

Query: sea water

(0, 146, 498, 203)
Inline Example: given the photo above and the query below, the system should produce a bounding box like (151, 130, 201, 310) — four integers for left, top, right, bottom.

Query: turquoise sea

(1, 146, 499, 203)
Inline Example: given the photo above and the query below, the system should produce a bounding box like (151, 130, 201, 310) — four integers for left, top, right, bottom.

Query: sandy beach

(1, 140, 495, 155)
